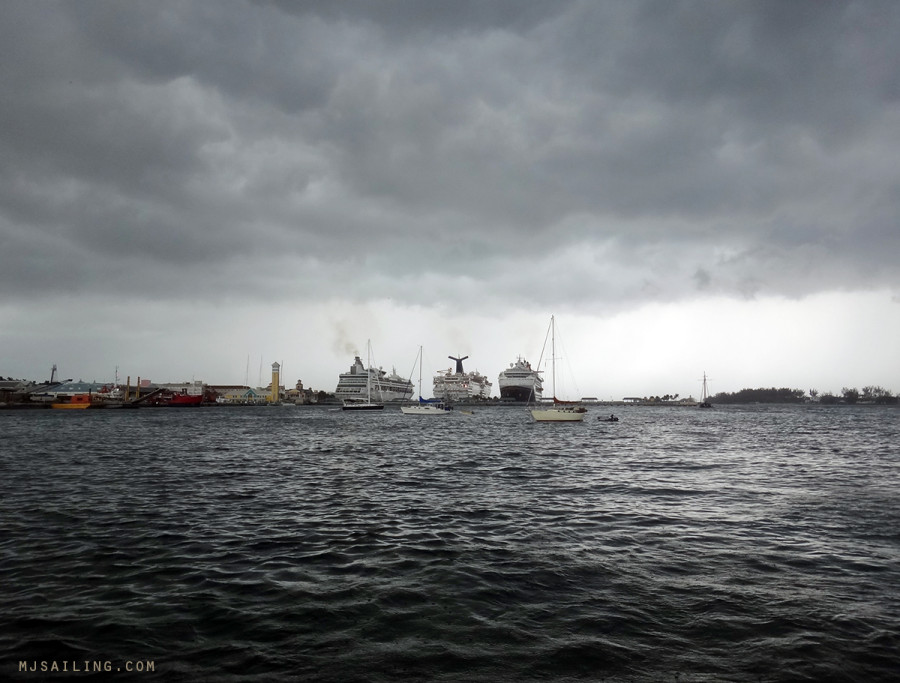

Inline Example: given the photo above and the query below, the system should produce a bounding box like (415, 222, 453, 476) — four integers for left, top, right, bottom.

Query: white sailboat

(529, 315, 586, 422)
(699, 372, 713, 409)
(401, 346, 451, 415)
(342, 340, 385, 411)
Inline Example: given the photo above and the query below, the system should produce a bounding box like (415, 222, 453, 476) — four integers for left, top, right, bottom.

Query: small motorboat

(600, 415, 619, 422)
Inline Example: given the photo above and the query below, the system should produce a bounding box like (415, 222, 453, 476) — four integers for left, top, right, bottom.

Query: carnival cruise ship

(497, 356, 543, 402)
(432, 355, 492, 401)
(335, 355, 414, 403)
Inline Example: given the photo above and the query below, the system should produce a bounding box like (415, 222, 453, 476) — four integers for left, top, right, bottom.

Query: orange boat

(51, 393, 96, 410)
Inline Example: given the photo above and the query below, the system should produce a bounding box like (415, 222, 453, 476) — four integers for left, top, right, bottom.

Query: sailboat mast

(418, 345, 423, 399)
(551, 315, 557, 400)
(366, 340, 371, 403)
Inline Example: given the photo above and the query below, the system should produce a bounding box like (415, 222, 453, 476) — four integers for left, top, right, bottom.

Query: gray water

(2, 404, 898, 681)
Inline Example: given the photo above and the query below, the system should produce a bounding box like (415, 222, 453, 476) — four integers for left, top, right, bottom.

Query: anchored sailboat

(529, 316, 586, 422)
(401, 346, 451, 415)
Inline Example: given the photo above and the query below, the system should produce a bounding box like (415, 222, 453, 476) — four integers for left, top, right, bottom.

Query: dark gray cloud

(2, 0, 898, 311)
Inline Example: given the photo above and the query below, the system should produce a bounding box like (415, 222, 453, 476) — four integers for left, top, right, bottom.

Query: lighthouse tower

(270, 362, 281, 403)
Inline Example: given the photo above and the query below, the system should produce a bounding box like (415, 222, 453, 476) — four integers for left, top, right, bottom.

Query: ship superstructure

(497, 356, 543, 402)
(335, 355, 413, 403)
(432, 355, 492, 402)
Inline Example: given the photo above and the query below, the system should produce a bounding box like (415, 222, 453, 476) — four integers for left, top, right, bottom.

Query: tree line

(711, 386, 897, 404)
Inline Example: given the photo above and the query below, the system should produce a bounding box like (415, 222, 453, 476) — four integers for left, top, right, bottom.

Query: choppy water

(2, 404, 899, 681)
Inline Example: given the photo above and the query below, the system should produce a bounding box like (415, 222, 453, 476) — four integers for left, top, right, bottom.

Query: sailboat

(529, 316, 586, 422)
(699, 372, 713, 409)
(342, 340, 385, 411)
(401, 346, 451, 415)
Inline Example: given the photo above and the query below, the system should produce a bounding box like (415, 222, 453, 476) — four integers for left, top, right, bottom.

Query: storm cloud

(2, 1, 898, 394)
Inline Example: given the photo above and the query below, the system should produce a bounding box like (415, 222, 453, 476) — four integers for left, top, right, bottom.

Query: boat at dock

(498, 356, 543, 402)
(165, 392, 204, 406)
(142, 389, 204, 406)
(336, 347, 413, 406)
(51, 393, 96, 409)
(341, 341, 389, 411)
(49, 389, 138, 409)
(433, 356, 492, 402)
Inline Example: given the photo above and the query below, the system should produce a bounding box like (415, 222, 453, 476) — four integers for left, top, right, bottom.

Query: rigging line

(554, 320, 582, 398)
(367, 340, 385, 400)
(406, 345, 422, 388)
(528, 317, 553, 407)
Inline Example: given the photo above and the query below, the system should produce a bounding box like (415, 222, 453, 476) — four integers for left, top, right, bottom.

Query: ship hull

(497, 356, 542, 403)
(51, 394, 96, 409)
(433, 377, 492, 402)
(336, 385, 411, 402)
(499, 385, 539, 402)
(166, 394, 203, 406)
(342, 402, 385, 411)
(530, 408, 585, 422)
(400, 404, 450, 415)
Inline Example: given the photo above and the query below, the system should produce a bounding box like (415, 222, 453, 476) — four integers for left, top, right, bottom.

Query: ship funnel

(449, 355, 469, 374)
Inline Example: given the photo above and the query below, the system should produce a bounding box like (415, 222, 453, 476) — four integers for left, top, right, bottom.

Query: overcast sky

(2, 0, 899, 399)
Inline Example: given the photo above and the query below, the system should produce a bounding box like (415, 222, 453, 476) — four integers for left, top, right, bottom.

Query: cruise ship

(335, 355, 414, 403)
(433, 355, 492, 402)
(497, 356, 543, 402)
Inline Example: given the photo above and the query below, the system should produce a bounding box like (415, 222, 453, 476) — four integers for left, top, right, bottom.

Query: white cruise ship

(432, 356, 493, 402)
(497, 356, 543, 402)
(335, 356, 413, 403)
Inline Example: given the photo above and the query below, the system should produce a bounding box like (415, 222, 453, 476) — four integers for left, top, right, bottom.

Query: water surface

(2, 404, 898, 681)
